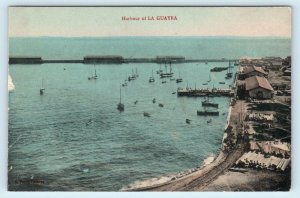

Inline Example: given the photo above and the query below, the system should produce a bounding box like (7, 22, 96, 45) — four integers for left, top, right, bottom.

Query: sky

(9, 7, 291, 37)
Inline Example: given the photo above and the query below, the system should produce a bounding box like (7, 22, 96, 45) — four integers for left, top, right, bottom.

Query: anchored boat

(117, 87, 124, 112)
(225, 61, 233, 79)
(176, 72, 183, 83)
(197, 97, 219, 116)
(202, 97, 219, 108)
(149, 70, 155, 83)
(40, 79, 45, 95)
(143, 112, 150, 117)
(197, 110, 219, 116)
(160, 62, 174, 78)
(88, 65, 98, 80)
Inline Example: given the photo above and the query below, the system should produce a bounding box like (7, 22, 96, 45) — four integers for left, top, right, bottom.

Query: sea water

(8, 37, 290, 191)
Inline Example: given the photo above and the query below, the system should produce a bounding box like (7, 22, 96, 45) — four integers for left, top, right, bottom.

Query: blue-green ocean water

(8, 37, 290, 191)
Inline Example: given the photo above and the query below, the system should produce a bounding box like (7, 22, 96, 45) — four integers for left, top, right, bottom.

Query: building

(245, 76, 274, 99)
(268, 61, 282, 71)
(239, 65, 268, 80)
(262, 56, 282, 62)
(283, 69, 291, 76)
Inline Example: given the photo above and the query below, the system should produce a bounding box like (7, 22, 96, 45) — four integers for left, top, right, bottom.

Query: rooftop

(242, 65, 268, 75)
(245, 76, 274, 91)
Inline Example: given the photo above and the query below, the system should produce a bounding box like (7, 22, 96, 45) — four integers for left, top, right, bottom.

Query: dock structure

(177, 88, 234, 97)
(83, 55, 124, 64)
(9, 56, 43, 64)
(156, 56, 185, 63)
(9, 56, 239, 65)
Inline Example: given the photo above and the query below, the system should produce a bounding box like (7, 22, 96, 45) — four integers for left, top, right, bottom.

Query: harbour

(8, 36, 291, 191)
(124, 56, 291, 191)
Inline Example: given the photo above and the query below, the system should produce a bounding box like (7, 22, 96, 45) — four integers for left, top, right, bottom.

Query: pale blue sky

(9, 7, 291, 37)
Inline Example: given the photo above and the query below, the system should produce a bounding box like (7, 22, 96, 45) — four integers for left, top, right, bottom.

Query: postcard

(8, 6, 291, 191)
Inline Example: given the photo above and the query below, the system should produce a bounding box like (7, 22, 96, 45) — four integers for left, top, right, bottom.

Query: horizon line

(9, 35, 291, 39)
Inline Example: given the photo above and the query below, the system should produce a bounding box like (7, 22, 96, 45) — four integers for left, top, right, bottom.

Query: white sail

(8, 74, 15, 92)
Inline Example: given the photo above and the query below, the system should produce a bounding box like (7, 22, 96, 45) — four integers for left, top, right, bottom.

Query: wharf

(177, 88, 234, 97)
(9, 56, 239, 65)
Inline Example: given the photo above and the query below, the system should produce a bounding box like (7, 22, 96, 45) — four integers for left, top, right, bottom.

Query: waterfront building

(240, 65, 268, 79)
(245, 76, 274, 99)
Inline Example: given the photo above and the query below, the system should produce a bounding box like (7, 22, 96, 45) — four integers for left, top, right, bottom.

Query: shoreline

(123, 90, 240, 191)
(121, 153, 218, 191)
(124, 56, 291, 191)
(124, 99, 247, 191)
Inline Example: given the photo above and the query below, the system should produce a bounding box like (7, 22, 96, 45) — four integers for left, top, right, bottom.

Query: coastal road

(133, 101, 247, 191)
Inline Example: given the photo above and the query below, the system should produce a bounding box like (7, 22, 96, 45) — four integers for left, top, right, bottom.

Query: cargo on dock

(177, 88, 234, 97)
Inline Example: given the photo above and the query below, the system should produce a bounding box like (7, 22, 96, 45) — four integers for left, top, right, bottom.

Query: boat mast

(94, 64, 97, 77)
(119, 87, 122, 103)
(165, 62, 167, 73)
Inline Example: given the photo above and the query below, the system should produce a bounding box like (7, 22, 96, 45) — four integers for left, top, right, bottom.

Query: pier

(177, 88, 234, 97)
(9, 56, 239, 65)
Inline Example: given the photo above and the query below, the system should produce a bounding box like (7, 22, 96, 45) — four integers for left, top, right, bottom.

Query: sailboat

(122, 74, 128, 87)
(117, 87, 124, 112)
(156, 63, 163, 74)
(88, 65, 98, 80)
(176, 72, 183, 83)
(202, 73, 211, 85)
(135, 68, 139, 78)
(225, 61, 233, 79)
(234, 60, 239, 66)
(128, 68, 137, 81)
(160, 62, 174, 78)
(149, 70, 155, 83)
(207, 72, 211, 82)
(39, 79, 45, 95)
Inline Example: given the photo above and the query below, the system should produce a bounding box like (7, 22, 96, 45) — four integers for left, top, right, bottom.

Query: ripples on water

(8, 62, 233, 191)
(8, 37, 290, 191)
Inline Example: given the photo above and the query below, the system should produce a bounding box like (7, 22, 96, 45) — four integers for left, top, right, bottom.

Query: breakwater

(9, 56, 239, 65)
